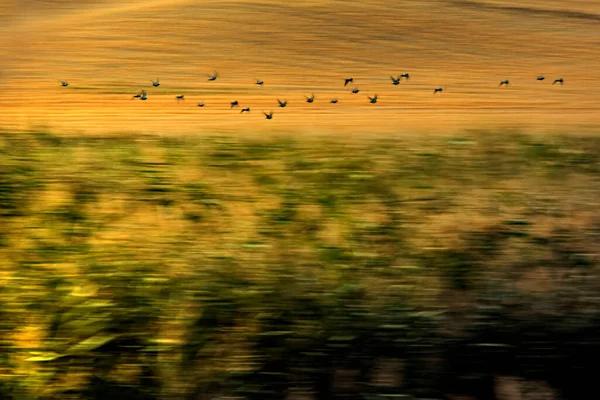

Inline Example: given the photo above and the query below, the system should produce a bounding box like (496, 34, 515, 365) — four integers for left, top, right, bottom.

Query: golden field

(2, 0, 599, 136)
(2, 3, 600, 398)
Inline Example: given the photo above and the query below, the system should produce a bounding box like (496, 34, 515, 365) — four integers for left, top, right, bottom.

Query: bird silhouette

(140, 90, 147, 100)
(400, 73, 410, 80)
(553, 78, 564, 85)
(434, 87, 443, 94)
(305, 94, 315, 103)
(344, 78, 353, 86)
(151, 79, 160, 87)
(277, 99, 287, 107)
(351, 88, 360, 94)
(390, 76, 401, 85)
(499, 79, 510, 87)
(61, 81, 69, 87)
(368, 95, 378, 104)
(537, 76, 545, 81)
(264, 111, 273, 119)
(240, 107, 250, 113)
(256, 79, 264, 85)
(230, 100, 239, 108)
(208, 72, 219, 81)
(197, 102, 205, 107)
(132, 91, 142, 99)
(176, 95, 185, 102)
(330, 99, 338, 104)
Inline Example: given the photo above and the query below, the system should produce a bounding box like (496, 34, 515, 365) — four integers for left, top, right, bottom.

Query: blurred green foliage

(0, 130, 600, 399)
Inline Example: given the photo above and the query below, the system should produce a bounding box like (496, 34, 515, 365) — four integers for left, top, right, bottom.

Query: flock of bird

(59, 72, 565, 120)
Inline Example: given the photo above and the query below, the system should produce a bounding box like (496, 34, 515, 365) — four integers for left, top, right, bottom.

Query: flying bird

(400, 73, 410, 80)
(256, 79, 264, 85)
(305, 94, 315, 103)
(240, 107, 250, 113)
(61, 81, 69, 87)
(277, 99, 287, 107)
(330, 99, 338, 104)
(553, 77, 564, 85)
(537, 76, 545, 81)
(230, 100, 239, 108)
(197, 102, 205, 107)
(264, 111, 273, 120)
(176, 95, 185, 102)
(390, 76, 401, 85)
(132, 91, 142, 99)
(368, 94, 378, 104)
(344, 78, 353, 86)
(140, 90, 147, 100)
(351, 88, 360, 94)
(499, 79, 509, 87)
(434, 87, 443, 94)
(151, 79, 160, 87)
(208, 72, 219, 81)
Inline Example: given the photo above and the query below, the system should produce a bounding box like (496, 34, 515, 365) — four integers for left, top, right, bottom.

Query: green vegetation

(1, 130, 599, 399)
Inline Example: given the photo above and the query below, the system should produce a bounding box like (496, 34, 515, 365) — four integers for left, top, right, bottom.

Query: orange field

(2, 0, 599, 136)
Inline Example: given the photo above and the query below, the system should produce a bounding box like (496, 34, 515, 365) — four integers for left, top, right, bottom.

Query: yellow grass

(2, 0, 599, 136)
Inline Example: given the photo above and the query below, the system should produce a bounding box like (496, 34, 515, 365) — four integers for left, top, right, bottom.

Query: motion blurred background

(1, 1, 600, 399)
(1, 0, 599, 135)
